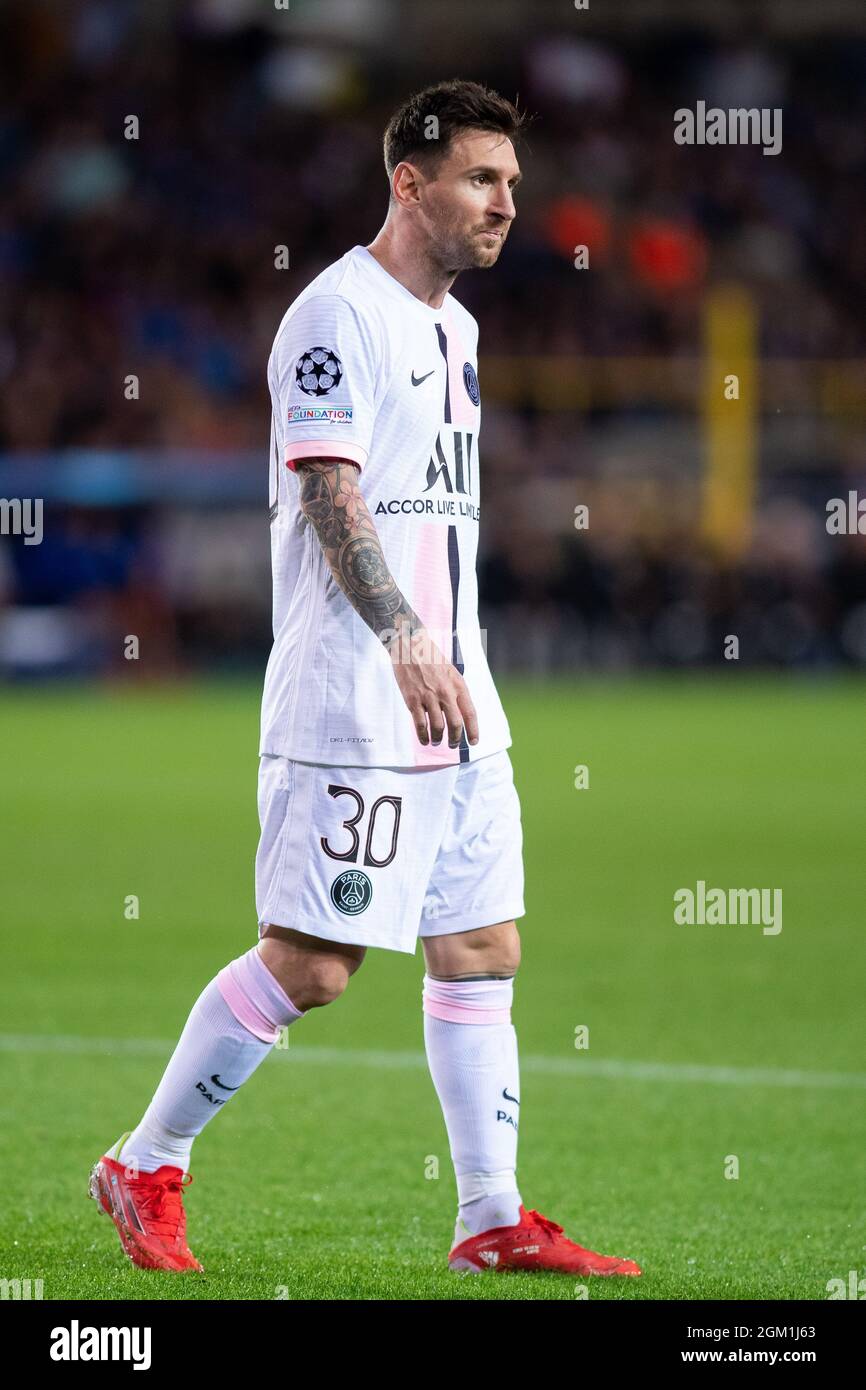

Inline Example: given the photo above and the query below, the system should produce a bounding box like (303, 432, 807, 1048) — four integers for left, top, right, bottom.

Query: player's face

(418, 130, 521, 271)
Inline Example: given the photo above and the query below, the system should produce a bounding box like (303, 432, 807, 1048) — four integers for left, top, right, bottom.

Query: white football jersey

(259, 244, 512, 768)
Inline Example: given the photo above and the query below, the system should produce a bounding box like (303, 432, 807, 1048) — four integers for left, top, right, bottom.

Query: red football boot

(448, 1204, 641, 1277)
(88, 1133, 204, 1273)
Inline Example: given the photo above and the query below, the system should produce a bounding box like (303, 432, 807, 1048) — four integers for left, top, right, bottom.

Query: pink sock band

(422, 974, 513, 1025)
(217, 946, 304, 1043)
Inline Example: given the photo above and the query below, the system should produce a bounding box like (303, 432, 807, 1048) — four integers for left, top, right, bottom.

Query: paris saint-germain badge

(462, 362, 480, 405)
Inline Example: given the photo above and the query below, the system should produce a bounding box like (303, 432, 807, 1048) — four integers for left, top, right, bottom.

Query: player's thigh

(255, 753, 454, 957)
(422, 918, 521, 978)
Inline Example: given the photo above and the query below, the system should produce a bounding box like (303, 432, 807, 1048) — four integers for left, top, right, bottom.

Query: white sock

(115, 946, 304, 1174)
(422, 973, 523, 1243)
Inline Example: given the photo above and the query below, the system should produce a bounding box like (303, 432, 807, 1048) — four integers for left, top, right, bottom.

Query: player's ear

(392, 161, 423, 208)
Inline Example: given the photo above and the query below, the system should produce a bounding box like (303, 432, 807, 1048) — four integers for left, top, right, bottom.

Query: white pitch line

(0, 1033, 864, 1091)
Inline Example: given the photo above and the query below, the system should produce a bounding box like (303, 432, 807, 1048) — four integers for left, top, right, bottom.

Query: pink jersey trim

(412, 521, 460, 767)
(285, 440, 367, 469)
(440, 303, 477, 429)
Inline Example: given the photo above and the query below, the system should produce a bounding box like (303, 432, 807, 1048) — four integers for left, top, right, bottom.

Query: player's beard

(428, 214, 506, 273)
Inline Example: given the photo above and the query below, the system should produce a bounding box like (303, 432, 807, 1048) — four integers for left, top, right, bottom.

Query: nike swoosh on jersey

(411, 369, 436, 386)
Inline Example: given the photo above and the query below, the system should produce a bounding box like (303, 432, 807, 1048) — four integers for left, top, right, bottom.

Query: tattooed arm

(295, 457, 478, 749)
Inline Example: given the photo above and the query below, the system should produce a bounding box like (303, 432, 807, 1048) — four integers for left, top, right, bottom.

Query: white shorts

(254, 748, 525, 955)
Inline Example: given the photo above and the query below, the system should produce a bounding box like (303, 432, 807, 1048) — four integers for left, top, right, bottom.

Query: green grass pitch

(1, 676, 864, 1300)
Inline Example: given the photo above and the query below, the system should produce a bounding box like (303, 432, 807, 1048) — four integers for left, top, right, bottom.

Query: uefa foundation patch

(287, 405, 353, 424)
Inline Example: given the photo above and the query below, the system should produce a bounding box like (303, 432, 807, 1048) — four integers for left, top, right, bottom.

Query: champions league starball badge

(296, 346, 343, 396)
(330, 869, 373, 915)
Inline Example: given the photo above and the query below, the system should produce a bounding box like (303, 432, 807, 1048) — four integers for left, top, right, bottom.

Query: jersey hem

(256, 735, 513, 770)
(285, 439, 367, 469)
(418, 900, 526, 939)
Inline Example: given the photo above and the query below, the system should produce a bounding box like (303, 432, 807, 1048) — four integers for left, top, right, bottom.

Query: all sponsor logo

(373, 428, 480, 520)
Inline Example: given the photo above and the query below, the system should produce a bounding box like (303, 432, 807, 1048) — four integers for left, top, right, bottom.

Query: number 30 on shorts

(320, 785, 403, 868)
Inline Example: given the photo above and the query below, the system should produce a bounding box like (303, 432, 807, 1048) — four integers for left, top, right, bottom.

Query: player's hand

(389, 627, 479, 748)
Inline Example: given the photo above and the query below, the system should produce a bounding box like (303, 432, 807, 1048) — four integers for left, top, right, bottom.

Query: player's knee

(426, 919, 521, 978)
(491, 921, 521, 976)
(258, 929, 364, 1010)
(464, 919, 520, 976)
(299, 952, 361, 1008)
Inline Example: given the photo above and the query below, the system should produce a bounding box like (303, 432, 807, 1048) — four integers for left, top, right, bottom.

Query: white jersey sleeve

(271, 293, 383, 473)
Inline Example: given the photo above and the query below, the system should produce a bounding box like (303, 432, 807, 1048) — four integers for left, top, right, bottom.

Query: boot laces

(136, 1171, 192, 1237)
(525, 1209, 564, 1241)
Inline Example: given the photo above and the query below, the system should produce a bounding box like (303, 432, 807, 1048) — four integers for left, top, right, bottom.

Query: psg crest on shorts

(330, 869, 373, 915)
(296, 346, 343, 396)
(462, 361, 480, 405)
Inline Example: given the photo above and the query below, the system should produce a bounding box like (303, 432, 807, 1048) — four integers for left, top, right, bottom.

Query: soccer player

(89, 80, 641, 1280)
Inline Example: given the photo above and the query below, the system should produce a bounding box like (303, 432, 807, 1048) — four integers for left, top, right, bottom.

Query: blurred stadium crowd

(1, 0, 866, 675)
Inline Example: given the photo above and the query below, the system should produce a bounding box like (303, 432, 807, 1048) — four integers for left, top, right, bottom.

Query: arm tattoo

(296, 459, 425, 651)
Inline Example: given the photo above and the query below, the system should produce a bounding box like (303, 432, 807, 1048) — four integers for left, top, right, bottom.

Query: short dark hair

(383, 79, 527, 186)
